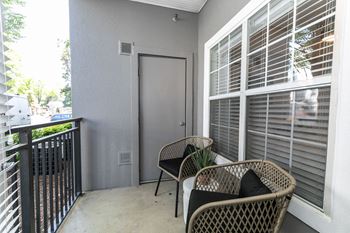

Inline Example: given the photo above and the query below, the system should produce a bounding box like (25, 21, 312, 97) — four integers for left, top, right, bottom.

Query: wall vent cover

(118, 152, 132, 165)
(119, 41, 133, 56)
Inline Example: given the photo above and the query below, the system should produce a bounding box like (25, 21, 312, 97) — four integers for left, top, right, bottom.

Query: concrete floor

(58, 181, 185, 233)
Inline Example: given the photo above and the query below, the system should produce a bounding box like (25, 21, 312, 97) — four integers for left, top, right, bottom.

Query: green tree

(60, 39, 71, 107)
(2, 0, 26, 43)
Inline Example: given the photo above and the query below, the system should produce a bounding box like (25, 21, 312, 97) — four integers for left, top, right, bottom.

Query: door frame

(131, 47, 194, 186)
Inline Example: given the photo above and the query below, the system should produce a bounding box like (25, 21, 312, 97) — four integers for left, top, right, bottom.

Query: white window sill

(288, 196, 332, 233)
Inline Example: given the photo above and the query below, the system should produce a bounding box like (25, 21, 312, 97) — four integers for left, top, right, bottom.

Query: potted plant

(193, 148, 216, 185)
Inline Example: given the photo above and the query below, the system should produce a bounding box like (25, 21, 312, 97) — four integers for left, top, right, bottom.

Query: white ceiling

(130, 0, 208, 13)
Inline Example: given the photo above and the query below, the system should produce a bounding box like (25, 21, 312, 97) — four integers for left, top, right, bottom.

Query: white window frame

(202, 0, 346, 231)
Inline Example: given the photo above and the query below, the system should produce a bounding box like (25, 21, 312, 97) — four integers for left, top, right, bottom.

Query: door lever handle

(179, 122, 186, 126)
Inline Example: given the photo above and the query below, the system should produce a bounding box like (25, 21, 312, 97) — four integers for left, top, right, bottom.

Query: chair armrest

(178, 154, 199, 181)
(187, 193, 287, 233)
(158, 138, 187, 162)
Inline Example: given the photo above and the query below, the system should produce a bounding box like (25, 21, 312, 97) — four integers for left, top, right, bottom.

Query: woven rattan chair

(187, 160, 296, 233)
(154, 136, 213, 217)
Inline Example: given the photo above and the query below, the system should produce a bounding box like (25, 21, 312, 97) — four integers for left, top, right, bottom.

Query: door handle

(179, 122, 186, 127)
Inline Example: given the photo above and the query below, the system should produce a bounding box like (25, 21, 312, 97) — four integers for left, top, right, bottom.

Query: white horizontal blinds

(247, 6, 267, 89)
(266, 92, 292, 171)
(245, 87, 330, 208)
(209, 71, 218, 96)
(229, 27, 242, 62)
(210, 44, 219, 72)
(229, 97, 240, 159)
(209, 45, 219, 96)
(218, 65, 228, 95)
(247, 0, 336, 90)
(246, 94, 268, 160)
(210, 97, 240, 161)
(219, 36, 229, 68)
(291, 87, 330, 207)
(209, 26, 242, 97)
(295, 0, 336, 30)
(269, 0, 294, 42)
(294, 16, 335, 80)
(0, 6, 21, 232)
(267, 36, 293, 85)
(248, 6, 268, 53)
(267, 0, 294, 87)
(229, 27, 242, 92)
(247, 50, 266, 89)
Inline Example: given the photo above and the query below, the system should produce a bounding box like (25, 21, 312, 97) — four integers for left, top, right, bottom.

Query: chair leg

(175, 181, 179, 218)
(154, 170, 163, 196)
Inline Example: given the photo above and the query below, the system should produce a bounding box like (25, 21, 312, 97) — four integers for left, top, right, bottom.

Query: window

(209, 26, 242, 160)
(206, 0, 336, 210)
(246, 87, 330, 208)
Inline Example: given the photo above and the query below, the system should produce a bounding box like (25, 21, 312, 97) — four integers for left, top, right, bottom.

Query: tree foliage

(2, 0, 26, 43)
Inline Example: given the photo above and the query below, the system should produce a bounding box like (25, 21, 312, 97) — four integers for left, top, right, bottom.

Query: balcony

(1, 0, 350, 232)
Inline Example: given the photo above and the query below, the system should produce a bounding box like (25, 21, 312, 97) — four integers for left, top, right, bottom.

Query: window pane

(229, 61, 241, 93)
(247, 50, 266, 89)
(210, 71, 218, 96)
(293, 87, 330, 144)
(294, 17, 335, 81)
(267, 36, 293, 85)
(247, 95, 268, 132)
(268, 92, 292, 137)
(248, 6, 268, 53)
(269, 0, 294, 42)
(292, 140, 327, 208)
(296, 0, 336, 30)
(210, 98, 240, 161)
(230, 26, 242, 62)
(266, 136, 290, 171)
(210, 44, 219, 72)
(218, 65, 229, 94)
(246, 87, 330, 208)
(219, 36, 229, 68)
(246, 131, 266, 160)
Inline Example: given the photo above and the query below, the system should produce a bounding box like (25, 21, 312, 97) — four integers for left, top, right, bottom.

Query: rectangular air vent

(119, 41, 133, 56)
(118, 152, 132, 165)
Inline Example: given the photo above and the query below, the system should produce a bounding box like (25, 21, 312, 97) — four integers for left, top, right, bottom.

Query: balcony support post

(74, 120, 82, 195)
(19, 129, 35, 233)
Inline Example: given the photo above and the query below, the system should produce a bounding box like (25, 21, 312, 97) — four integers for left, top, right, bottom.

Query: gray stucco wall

(70, 0, 198, 191)
(196, 1, 317, 232)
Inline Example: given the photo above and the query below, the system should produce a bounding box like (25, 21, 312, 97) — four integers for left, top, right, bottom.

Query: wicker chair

(187, 160, 296, 233)
(154, 136, 213, 217)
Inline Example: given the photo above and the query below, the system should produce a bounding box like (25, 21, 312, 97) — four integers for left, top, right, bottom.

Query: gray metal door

(139, 55, 186, 183)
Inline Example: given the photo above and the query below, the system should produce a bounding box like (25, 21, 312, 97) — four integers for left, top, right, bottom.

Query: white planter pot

(183, 177, 195, 223)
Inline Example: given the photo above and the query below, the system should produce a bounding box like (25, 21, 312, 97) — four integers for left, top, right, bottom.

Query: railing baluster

(54, 136, 59, 226)
(70, 131, 75, 199)
(67, 133, 72, 206)
(49, 140, 54, 231)
(58, 135, 64, 219)
(63, 134, 68, 212)
(34, 144, 41, 232)
(42, 141, 48, 233)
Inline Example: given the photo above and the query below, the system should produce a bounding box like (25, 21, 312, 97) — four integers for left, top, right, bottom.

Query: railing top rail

(32, 127, 78, 145)
(10, 117, 83, 133)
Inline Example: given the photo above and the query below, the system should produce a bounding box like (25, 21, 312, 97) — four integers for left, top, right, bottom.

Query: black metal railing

(2, 118, 82, 233)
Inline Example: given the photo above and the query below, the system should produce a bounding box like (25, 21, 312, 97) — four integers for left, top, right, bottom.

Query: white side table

(183, 177, 195, 223)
